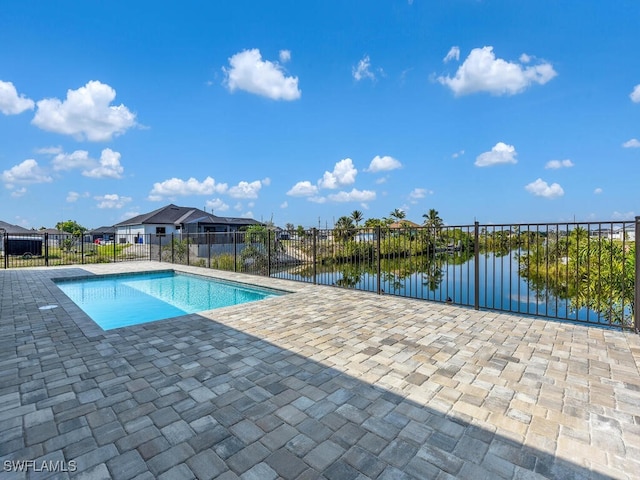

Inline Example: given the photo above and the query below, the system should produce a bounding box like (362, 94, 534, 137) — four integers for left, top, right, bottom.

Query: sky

(1, 1, 639, 230)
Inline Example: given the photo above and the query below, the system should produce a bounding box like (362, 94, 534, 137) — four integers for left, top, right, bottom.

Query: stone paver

(1, 262, 639, 479)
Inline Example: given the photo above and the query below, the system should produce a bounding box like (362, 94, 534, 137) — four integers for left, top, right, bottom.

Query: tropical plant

(519, 227, 635, 327)
(390, 209, 406, 221)
(161, 237, 191, 263)
(55, 220, 87, 235)
(422, 209, 443, 233)
(350, 210, 363, 227)
(333, 216, 356, 242)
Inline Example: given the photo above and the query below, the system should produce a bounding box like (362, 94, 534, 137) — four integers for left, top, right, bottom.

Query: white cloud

(630, 84, 640, 103)
(223, 49, 301, 101)
(32, 81, 136, 141)
(206, 198, 229, 212)
(0, 80, 34, 115)
(353, 55, 376, 82)
(409, 188, 432, 201)
(545, 159, 574, 169)
(475, 142, 517, 167)
(594, 188, 603, 194)
(612, 210, 635, 220)
(95, 193, 132, 209)
(241, 211, 254, 218)
(622, 138, 640, 148)
(66, 191, 89, 203)
(261, 177, 271, 186)
(327, 188, 376, 202)
(365, 155, 402, 172)
(280, 201, 288, 208)
(279, 50, 291, 63)
(443, 46, 460, 63)
(52, 148, 124, 179)
(451, 150, 465, 159)
(10, 187, 27, 198)
(438, 46, 557, 96)
(148, 176, 228, 200)
(525, 178, 564, 199)
(36, 146, 63, 155)
(52, 150, 94, 171)
(83, 149, 124, 179)
(308, 196, 327, 204)
(286, 180, 318, 197)
(228, 180, 263, 199)
(318, 158, 357, 189)
(2, 159, 52, 186)
(519, 53, 531, 63)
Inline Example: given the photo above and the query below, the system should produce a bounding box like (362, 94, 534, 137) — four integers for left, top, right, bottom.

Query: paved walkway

(1, 262, 639, 479)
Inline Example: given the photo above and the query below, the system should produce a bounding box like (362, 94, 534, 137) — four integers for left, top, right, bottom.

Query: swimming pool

(55, 270, 286, 330)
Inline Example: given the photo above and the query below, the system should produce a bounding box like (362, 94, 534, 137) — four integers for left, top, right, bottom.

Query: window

(156, 227, 166, 236)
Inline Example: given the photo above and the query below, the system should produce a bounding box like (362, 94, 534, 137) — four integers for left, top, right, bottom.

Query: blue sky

(1, 1, 639, 230)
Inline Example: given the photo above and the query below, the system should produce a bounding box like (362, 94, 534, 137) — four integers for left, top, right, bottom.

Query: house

(113, 204, 261, 244)
(0, 220, 32, 234)
(388, 220, 421, 229)
(84, 226, 116, 244)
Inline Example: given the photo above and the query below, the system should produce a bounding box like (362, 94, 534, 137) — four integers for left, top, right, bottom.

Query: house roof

(0, 221, 33, 234)
(114, 204, 261, 227)
(87, 226, 116, 234)
(39, 228, 67, 235)
(388, 220, 421, 229)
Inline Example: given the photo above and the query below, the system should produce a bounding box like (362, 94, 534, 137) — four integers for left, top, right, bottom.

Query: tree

(422, 209, 443, 233)
(333, 216, 356, 242)
(390, 209, 406, 221)
(519, 228, 635, 327)
(56, 220, 87, 236)
(350, 210, 363, 227)
(285, 223, 295, 232)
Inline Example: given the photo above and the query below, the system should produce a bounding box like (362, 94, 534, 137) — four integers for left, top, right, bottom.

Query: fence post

(376, 226, 381, 295)
(635, 216, 639, 333)
(233, 232, 237, 272)
(44, 233, 49, 267)
(113, 236, 116, 263)
(267, 229, 272, 277)
(171, 233, 175, 264)
(312, 228, 317, 285)
(186, 233, 190, 266)
(474, 221, 480, 310)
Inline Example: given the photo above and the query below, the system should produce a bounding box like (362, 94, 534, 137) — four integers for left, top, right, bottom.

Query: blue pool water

(55, 271, 285, 330)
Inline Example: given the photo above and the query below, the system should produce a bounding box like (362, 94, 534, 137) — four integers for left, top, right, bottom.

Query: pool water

(55, 270, 285, 330)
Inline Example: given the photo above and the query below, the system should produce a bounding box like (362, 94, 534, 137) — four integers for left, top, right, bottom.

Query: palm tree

(350, 210, 363, 227)
(334, 216, 356, 242)
(390, 208, 406, 221)
(422, 209, 443, 234)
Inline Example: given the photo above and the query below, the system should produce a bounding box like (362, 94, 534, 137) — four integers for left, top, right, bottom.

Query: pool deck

(1, 262, 639, 479)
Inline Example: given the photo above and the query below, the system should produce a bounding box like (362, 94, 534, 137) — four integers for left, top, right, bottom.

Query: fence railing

(0, 232, 152, 268)
(3, 218, 638, 332)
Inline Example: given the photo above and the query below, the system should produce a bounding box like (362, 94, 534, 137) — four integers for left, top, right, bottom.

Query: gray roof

(114, 204, 261, 228)
(87, 226, 116, 234)
(0, 221, 33, 234)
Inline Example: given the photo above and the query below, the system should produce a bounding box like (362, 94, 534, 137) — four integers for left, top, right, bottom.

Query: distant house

(85, 226, 116, 244)
(388, 220, 421, 229)
(113, 204, 262, 244)
(0, 220, 32, 234)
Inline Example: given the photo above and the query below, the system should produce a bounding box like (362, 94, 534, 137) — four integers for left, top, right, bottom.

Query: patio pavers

(1, 262, 639, 479)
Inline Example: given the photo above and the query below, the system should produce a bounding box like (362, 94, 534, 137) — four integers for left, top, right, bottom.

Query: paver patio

(1, 262, 639, 479)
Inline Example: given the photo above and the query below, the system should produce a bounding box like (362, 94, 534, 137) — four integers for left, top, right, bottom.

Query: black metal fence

(0, 232, 152, 268)
(3, 219, 639, 331)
